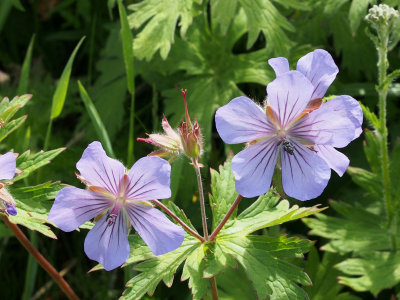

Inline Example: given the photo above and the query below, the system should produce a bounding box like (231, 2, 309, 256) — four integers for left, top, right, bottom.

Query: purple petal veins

(216, 50, 362, 200)
(48, 141, 184, 270)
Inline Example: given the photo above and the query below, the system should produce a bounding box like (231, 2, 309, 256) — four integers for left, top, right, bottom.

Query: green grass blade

(50, 36, 85, 120)
(78, 81, 115, 158)
(118, 0, 134, 94)
(17, 35, 35, 94)
(0, 0, 12, 34)
(118, 0, 135, 165)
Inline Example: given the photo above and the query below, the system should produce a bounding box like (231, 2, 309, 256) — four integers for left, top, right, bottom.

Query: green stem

(192, 159, 209, 240)
(2, 215, 79, 300)
(210, 195, 243, 241)
(127, 91, 135, 166)
(377, 29, 396, 251)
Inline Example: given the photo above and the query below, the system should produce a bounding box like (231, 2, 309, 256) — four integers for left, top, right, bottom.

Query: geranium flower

(48, 142, 184, 270)
(0, 152, 17, 215)
(215, 50, 362, 200)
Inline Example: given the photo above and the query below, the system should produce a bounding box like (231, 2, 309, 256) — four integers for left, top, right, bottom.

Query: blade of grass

(49, 36, 85, 121)
(0, 0, 12, 34)
(17, 35, 35, 94)
(78, 81, 115, 158)
(118, 0, 135, 166)
(44, 36, 85, 151)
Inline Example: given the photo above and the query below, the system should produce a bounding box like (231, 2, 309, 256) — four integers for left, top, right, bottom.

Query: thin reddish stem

(209, 194, 243, 241)
(210, 276, 219, 300)
(153, 200, 205, 243)
(192, 158, 209, 241)
(1, 215, 79, 300)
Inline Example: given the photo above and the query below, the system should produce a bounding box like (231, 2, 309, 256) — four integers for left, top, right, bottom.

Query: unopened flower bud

(366, 4, 399, 33)
(179, 90, 203, 158)
(138, 115, 184, 161)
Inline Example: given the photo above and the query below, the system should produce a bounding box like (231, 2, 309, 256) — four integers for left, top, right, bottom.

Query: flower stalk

(366, 4, 399, 250)
(1, 215, 79, 300)
(153, 199, 205, 242)
(192, 158, 209, 241)
(210, 194, 243, 241)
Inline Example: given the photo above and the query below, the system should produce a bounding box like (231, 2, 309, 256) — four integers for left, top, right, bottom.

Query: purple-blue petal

(268, 57, 290, 76)
(84, 210, 129, 271)
(315, 145, 349, 177)
(48, 187, 112, 232)
(290, 104, 356, 147)
(266, 71, 314, 128)
(0, 152, 16, 180)
(76, 142, 125, 195)
(126, 203, 184, 256)
(125, 157, 171, 201)
(232, 138, 279, 198)
(296, 49, 338, 99)
(215, 97, 274, 144)
(281, 141, 331, 201)
(322, 95, 363, 141)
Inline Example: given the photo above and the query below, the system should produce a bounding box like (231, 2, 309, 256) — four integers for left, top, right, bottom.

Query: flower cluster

(215, 49, 362, 200)
(48, 142, 184, 270)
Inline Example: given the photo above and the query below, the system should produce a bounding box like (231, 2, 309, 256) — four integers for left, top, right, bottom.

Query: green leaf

(13, 148, 65, 182)
(211, 0, 295, 54)
(348, 0, 375, 35)
(216, 264, 258, 299)
(0, 115, 27, 142)
(128, 0, 202, 60)
(360, 103, 379, 130)
(91, 25, 126, 139)
(50, 36, 85, 120)
(346, 167, 381, 200)
(166, 201, 197, 231)
(7, 182, 63, 238)
(336, 251, 400, 296)
(17, 35, 35, 94)
(78, 81, 115, 158)
(303, 200, 395, 253)
(209, 155, 238, 229)
(160, 13, 274, 154)
(118, 0, 135, 94)
(304, 247, 361, 300)
(181, 244, 210, 300)
(212, 235, 312, 299)
(0, 94, 31, 122)
(122, 236, 201, 299)
(363, 130, 380, 175)
(219, 190, 325, 237)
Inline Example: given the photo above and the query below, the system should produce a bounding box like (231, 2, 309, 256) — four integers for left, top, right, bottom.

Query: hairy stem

(210, 194, 243, 241)
(209, 276, 219, 300)
(153, 200, 205, 242)
(192, 158, 209, 240)
(2, 215, 79, 300)
(377, 29, 396, 250)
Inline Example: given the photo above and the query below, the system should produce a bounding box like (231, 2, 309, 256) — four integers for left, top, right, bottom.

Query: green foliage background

(0, 0, 400, 299)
